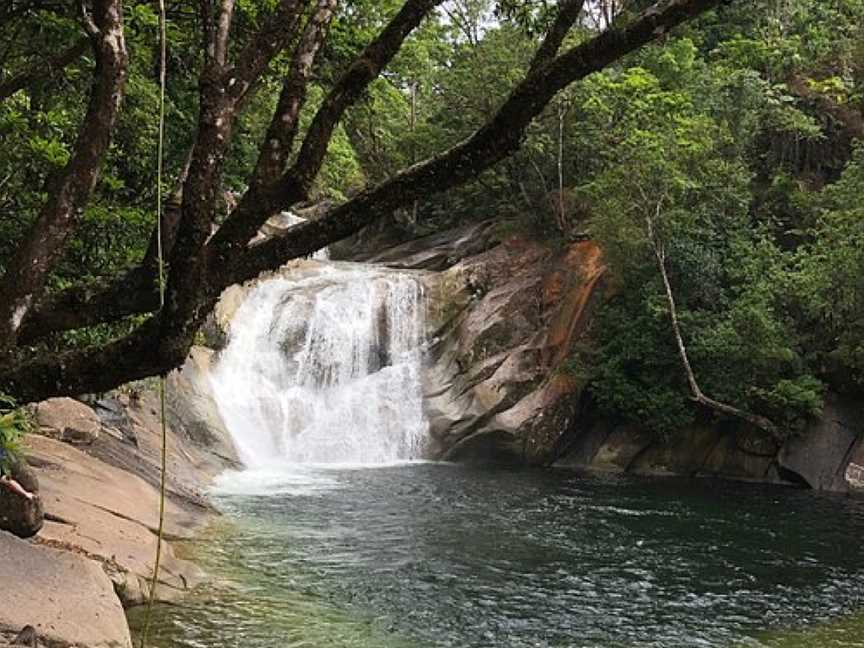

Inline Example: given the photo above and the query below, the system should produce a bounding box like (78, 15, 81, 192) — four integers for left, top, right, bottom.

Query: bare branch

(645, 207, 780, 439)
(288, 0, 444, 194)
(209, 0, 445, 258)
(0, 37, 89, 101)
(529, 0, 586, 73)
(165, 0, 308, 309)
(2, 319, 166, 404)
(17, 268, 160, 345)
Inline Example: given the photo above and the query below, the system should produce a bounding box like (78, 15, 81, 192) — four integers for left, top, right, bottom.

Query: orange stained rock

(542, 240, 606, 368)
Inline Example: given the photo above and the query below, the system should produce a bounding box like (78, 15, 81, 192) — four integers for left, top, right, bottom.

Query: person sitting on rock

(0, 448, 34, 501)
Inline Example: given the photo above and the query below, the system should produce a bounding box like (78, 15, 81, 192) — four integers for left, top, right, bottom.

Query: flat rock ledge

(0, 353, 238, 647)
(0, 530, 131, 648)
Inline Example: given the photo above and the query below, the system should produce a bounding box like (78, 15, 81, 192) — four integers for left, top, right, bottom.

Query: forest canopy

(0, 0, 862, 439)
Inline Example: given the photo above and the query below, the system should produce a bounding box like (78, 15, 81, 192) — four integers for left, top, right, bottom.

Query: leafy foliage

(0, 395, 30, 476)
(0, 0, 862, 433)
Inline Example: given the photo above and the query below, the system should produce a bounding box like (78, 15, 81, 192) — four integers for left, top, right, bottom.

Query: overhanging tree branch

(209, 0, 446, 256)
(528, 0, 586, 73)
(17, 268, 159, 345)
(217, 0, 726, 287)
(1, 0, 728, 403)
(17, 151, 191, 344)
(163, 0, 309, 336)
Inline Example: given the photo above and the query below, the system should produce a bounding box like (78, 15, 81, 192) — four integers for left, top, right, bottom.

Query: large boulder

(0, 457, 43, 538)
(422, 236, 606, 464)
(778, 394, 863, 491)
(32, 398, 100, 445)
(0, 529, 132, 648)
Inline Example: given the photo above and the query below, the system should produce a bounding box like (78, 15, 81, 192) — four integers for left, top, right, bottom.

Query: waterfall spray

(211, 263, 428, 467)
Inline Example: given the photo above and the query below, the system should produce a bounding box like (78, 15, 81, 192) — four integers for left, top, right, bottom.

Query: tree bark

(17, 151, 191, 344)
(251, 0, 340, 188)
(0, 0, 127, 352)
(528, 0, 585, 73)
(157, 0, 309, 364)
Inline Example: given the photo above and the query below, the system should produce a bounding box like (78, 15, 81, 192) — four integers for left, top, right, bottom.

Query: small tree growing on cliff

(584, 72, 824, 435)
(0, 0, 729, 404)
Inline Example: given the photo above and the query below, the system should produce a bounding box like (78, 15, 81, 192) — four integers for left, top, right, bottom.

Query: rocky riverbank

(0, 350, 237, 648)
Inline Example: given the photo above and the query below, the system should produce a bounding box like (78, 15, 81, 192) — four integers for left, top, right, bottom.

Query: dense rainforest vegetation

(0, 0, 862, 440)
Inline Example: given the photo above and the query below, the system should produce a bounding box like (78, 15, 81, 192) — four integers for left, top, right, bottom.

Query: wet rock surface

(335, 222, 606, 465)
(350, 222, 863, 491)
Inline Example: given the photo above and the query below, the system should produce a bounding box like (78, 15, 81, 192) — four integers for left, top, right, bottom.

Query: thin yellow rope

(139, 0, 168, 644)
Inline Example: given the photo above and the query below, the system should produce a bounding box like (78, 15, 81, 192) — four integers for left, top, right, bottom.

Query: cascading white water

(210, 262, 428, 468)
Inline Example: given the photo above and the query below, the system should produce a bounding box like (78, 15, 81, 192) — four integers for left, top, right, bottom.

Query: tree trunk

(646, 213, 780, 439)
(0, 0, 127, 352)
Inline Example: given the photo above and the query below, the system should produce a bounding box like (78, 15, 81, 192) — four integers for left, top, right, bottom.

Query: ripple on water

(131, 466, 864, 648)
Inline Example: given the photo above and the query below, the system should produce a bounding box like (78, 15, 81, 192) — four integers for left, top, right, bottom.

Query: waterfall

(210, 262, 429, 468)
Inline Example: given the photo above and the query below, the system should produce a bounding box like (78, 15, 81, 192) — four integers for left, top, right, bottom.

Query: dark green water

(130, 465, 864, 647)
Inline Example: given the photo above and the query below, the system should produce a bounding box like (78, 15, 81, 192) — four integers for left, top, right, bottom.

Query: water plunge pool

(130, 464, 864, 648)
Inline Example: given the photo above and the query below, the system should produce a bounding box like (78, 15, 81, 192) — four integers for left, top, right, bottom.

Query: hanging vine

(139, 0, 169, 642)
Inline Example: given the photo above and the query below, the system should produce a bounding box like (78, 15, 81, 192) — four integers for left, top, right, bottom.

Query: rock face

(557, 394, 864, 493)
(0, 337, 240, 644)
(779, 394, 864, 491)
(0, 530, 132, 648)
(33, 397, 101, 445)
(0, 369, 239, 646)
(0, 458, 44, 538)
(346, 221, 864, 492)
(28, 433, 206, 606)
(350, 221, 606, 465)
(167, 346, 239, 470)
(559, 419, 783, 483)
